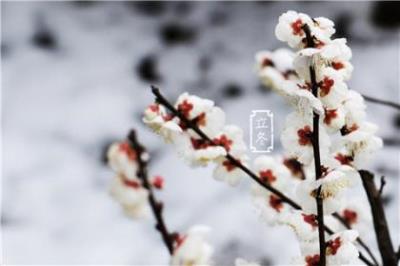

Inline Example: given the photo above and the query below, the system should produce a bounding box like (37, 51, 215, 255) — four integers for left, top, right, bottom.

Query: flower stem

(150, 85, 375, 266)
(127, 130, 175, 255)
(302, 23, 326, 266)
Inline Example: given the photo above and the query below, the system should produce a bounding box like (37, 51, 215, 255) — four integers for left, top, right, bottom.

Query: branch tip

(379, 176, 386, 196)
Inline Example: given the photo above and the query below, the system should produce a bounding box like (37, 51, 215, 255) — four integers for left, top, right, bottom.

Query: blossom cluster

(252, 10, 383, 265)
(143, 92, 248, 186)
(129, 10, 383, 266)
(107, 139, 216, 265)
(107, 141, 151, 218)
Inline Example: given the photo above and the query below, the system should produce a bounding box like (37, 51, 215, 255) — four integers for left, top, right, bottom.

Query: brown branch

(302, 23, 326, 266)
(150, 85, 376, 266)
(397, 246, 400, 261)
(362, 94, 400, 111)
(360, 170, 397, 266)
(127, 130, 175, 254)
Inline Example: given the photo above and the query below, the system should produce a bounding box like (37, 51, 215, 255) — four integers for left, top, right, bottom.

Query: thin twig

(378, 176, 386, 196)
(302, 23, 326, 266)
(362, 94, 400, 111)
(150, 85, 376, 266)
(360, 170, 397, 266)
(127, 130, 175, 254)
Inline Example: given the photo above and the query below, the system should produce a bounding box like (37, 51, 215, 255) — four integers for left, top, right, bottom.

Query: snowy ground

(1, 1, 399, 265)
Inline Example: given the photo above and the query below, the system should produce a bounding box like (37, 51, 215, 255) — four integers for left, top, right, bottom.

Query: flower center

(213, 134, 233, 152)
(340, 124, 359, 135)
(259, 169, 277, 184)
(194, 112, 206, 127)
(297, 126, 313, 146)
(262, 58, 275, 68)
(335, 153, 354, 165)
(326, 237, 342, 255)
(323, 109, 338, 125)
(222, 160, 237, 172)
(123, 178, 141, 189)
(190, 137, 211, 150)
(302, 213, 318, 228)
(319, 77, 334, 97)
(291, 19, 304, 36)
(177, 100, 193, 118)
(332, 61, 344, 70)
(343, 209, 358, 225)
(305, 254, 320, 266)
(283, 158, 305, 179)
(269, 195, 284, 212)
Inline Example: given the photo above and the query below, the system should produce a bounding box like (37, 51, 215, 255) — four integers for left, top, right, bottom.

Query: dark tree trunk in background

(359, 170, 398, 266)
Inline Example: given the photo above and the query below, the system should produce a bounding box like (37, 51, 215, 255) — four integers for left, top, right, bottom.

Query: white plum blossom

(311, 16, 335, 43)
(174, 135, 227, 167)
(213, 153, 248, 186)
(175, 92, 214, 120)
(109, 174, 149, 219)
(256, 48, 297, 90)
(296, 166, 360, 215)
(342, 90, 367, 127)
(144, 92, 248, 186)
(322, 105, 346, 133)
(281, 112, 331, 164)
(340, 127, 383, 168)
(171, 225, 213, 266)
(275, 11, 313, 49)
(317, 67, 348, 109)
(279, 210, 340, 243)
(281, 80, 324, 116)
(293, 39, 353, 81)
(107, 141, 151, 218)
(256, 48, 295, 74)
(253, 156, 292, 187)
(251, 156, 293, 223)
(143, 103, 182, 143)
(278, 210, 319, 242)
(275, 11, 335, 50)
(296, 230, 360, 266)
(175, 92, 226, 138)
(325, 230, 360, 265)
(320, 39, 353, 80)
(174, 124, 246, 169)
(108, 141, 138, 180)
(338, 199, 372, 235)
(332, 120, 382, 168)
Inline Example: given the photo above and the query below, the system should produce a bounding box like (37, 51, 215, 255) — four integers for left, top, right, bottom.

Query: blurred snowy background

(1, 1, 399, 265)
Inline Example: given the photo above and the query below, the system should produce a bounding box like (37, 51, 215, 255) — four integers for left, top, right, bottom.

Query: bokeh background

(1, 1, 399, 265)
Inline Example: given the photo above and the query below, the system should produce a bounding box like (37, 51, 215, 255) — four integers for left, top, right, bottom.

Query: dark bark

(360, 170, 397, 266)
(302, 23, 326, 266)
(127, 130, 175, 254)
(362, 94, 400, 111)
